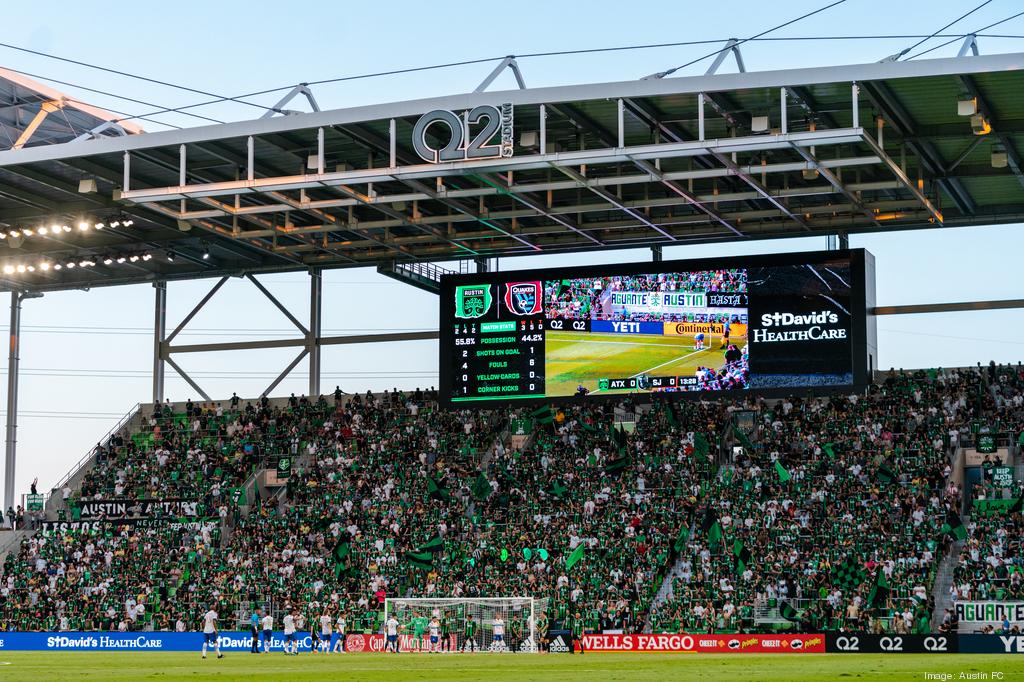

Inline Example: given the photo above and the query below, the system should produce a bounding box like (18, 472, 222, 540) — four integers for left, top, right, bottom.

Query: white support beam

(11, 100, 64, 150)
(120, 128, 866, 204)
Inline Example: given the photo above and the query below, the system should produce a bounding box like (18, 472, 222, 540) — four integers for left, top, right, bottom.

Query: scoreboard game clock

(440, 249, 877, 406)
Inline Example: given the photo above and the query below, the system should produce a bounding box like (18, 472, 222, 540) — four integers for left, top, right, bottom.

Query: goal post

(383, 597, 545, 653)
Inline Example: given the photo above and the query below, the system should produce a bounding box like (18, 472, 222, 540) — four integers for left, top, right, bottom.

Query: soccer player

(283, 609, 298, 655)
(569, 611, 585, 654)
(411, 612, 428, 652)
(509, 615, 523, 652)
(492, 615, 505, 651)
(440, 613, 451, 653)
(694, 332, 706, 351)
(428, 616, 441, 653)
(310, 624, 320, 654)
(385, 613, 401, 653)
(333, 612, 347, 653)
(464, 614, 478, 652)
(537, 612, 549, 652)
(720, 319, 732, 349)
(261, 610, 274, 653)
(201, 606, 223, 659)
(319, 610, 333, 652)
(249, 608, 261, 654)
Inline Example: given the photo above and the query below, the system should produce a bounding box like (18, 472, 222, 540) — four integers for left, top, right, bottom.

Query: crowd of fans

(545, 270, 747, 323)
(651, 368, 990, 634)
(946, 363, 1024, 616)
(0, 363, 1021, 635)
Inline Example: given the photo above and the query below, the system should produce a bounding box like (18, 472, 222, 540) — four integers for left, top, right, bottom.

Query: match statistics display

(439, 249, 876, 404)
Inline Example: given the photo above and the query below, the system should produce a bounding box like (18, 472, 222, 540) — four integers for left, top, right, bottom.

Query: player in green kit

(536, 612, 549, 652)
(440, 614, 452, 652)
(568, 611, 586, 654)
(411, 612, 428, 652)
(464, 614, 478, 652)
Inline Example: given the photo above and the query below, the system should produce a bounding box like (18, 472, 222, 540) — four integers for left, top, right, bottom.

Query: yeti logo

(504, 281, 542, 316)
(455, 285, 493, 319)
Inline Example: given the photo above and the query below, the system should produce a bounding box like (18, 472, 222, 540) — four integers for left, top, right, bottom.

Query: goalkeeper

(411, 612, 428, 652)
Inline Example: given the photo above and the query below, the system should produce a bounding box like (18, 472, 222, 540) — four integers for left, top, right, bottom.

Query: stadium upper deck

(0, 52, 1022, 293)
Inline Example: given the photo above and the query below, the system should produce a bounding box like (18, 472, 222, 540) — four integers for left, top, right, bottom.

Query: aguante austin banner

(954, 602, 1024, 624)
(575, 633, 825, 653)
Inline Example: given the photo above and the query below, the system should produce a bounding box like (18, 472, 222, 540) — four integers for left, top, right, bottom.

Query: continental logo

(663, 322, 748, 336)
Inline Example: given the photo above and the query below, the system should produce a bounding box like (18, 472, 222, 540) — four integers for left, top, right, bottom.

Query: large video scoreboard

(439, 249, 876, 406)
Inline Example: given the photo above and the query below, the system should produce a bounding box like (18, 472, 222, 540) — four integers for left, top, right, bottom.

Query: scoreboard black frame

(439, 248, 876, 408)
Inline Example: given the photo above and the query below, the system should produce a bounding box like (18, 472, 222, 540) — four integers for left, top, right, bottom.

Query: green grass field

(545, 330, 746, 397)
(0, 652, 1021, 681)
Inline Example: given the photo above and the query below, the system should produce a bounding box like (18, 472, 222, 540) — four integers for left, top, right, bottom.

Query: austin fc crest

(504, 281, 542, 316)
(455, 284, 493, 319)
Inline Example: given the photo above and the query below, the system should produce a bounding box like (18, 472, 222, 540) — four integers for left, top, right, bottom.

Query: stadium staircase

(930, 532, 966, 631)
(0, 529, 31, 564)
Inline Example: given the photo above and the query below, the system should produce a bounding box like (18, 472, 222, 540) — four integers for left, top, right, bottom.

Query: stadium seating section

(1, 365, 1022, 635)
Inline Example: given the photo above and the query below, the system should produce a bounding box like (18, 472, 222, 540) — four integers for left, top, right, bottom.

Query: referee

(250, 608, 261, 654)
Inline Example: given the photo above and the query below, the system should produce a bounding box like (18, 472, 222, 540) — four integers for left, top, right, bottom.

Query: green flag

(472, 472, 492, 501)
(868, 569, 890, 609)
(405, 551, 434, 571)
(734, 427, 754, 452)
(774, 459, 792, 483)
(702, 506, 723, 548)
(605, 454, 629, 477)
(566, 543, 586, 571)
(673, 525, 690, 553)
(779, 601, 800, 622)
(545, 479, 569, 499)
(426, 475, 451, 502)
(942, 508, 968, 541)
(531, 405, 554, 425)
(832, 556, 866, 592)
(877, 461, 897, 484)
(822, 443, 836, 459)
(663, 404, 678, 427)
(331, 531, 353, 578)
(418, 535, 445, 554)
(692, 433, 710, 462)
(733, 539, 752, 575)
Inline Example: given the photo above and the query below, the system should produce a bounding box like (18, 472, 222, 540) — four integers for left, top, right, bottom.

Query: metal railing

(42, 402, 142, 509)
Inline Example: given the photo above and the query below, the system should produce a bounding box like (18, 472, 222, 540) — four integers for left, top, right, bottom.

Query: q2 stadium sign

(413, 104, 513, 163)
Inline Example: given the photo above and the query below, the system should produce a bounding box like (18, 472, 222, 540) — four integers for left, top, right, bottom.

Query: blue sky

(1, 0, 1023, 498)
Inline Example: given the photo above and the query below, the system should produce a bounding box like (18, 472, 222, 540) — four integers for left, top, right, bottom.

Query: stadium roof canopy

(0, 51, 1022, 293)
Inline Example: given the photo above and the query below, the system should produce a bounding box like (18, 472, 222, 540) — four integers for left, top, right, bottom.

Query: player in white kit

(332, 612, 347, 653)
(319, 610, 333, 652)
(201, 607, 223, 659)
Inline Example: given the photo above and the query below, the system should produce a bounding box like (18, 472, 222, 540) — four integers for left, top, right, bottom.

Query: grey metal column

(308, 268, 322, 397)
(651, 245, 663, 262)
(4, 293, 22, 512)
(153, 282, 167, 404)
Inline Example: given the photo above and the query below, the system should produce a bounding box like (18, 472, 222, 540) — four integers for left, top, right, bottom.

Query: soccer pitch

(545, 330, 745, 397)
(0, 652, 1021, 681)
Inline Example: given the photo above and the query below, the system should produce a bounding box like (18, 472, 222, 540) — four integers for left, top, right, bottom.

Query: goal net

(383, 597, 545, 653)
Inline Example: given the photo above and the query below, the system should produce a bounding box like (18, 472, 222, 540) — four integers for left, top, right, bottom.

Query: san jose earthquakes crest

(504, 281, 542, 316)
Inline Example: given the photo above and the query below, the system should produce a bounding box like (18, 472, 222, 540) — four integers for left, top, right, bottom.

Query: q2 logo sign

(504, 282, 542, 316)
(413, 104, 514, 163)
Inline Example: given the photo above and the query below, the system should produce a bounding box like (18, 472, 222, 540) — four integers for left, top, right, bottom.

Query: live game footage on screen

(440, 250, 874, 404)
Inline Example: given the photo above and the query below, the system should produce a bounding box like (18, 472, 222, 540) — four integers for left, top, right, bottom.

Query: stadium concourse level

(0, 366, 1022, 638)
